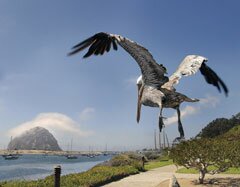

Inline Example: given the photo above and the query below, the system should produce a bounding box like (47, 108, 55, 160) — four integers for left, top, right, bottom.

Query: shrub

(103, 153, 144, 171)
(143, 152, 161, 160)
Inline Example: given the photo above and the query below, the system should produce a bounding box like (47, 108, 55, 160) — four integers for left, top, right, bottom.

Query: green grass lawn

(177, 166, 240, 174)
(144, 159, 173, 171)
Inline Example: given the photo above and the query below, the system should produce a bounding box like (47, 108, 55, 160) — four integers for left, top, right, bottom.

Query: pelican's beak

(136, 84, 143, 123)
(137, 84, 141, 96)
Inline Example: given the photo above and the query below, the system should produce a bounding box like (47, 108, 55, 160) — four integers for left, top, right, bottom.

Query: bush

(60, 165, 139, 187)
(143, 152, 161, 160)
(101, 153, 144, 171)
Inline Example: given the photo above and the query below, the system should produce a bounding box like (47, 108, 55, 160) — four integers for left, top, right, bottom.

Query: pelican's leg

(158, 106, 165, 132)
(176, 106, 185, 138)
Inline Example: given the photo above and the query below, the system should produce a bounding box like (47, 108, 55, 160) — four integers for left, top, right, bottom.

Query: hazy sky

(0, 0, 239, 151)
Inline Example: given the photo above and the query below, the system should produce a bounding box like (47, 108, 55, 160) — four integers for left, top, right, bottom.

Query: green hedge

(0, 165, 139, 187)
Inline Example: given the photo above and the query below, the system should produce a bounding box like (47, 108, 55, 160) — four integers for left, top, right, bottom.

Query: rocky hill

(8, 126, 62, 151)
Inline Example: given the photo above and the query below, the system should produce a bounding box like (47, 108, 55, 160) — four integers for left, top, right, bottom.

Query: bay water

(0, 154, 112, 181)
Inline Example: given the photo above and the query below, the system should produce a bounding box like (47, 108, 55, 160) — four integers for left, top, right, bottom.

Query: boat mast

(154, 129, 157, 150)
(70, 139, 73, 153)
(163, 128, 166, 149)
(159, 131, 161, 151)
(165, 133, 170, 148)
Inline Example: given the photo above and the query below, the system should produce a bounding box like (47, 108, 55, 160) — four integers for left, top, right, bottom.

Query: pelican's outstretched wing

(68, 32, 168, 88)
(162, 55, 228, 96)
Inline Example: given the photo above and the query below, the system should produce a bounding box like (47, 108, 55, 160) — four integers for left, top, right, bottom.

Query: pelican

(68, 32, 228, 138)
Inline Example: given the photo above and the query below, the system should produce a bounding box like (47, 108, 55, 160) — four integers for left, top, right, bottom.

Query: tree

(197, 112, 240, 138)
(170, 138, 239, 184)
(197, 118, 236, 138)
(218, 125, 240, 168)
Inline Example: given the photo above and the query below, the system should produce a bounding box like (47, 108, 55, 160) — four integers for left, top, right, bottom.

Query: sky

(0, 0, 239, 151)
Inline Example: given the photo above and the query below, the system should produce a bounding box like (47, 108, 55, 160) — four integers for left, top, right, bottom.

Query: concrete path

(103, 165, 178, 187)
(104, 165, 240, 187)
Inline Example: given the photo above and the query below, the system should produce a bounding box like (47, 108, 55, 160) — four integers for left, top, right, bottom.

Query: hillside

(197, 112, 240, 138)
(8, 126, 62, 151)
(219, 125, 240, 141)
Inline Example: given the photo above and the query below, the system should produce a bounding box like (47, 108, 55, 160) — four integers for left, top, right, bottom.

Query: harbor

(0, 153, 112, 181)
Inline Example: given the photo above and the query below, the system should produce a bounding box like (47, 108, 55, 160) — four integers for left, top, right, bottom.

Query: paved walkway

(104, 165, 177, 187)
(104, 165, 240, 187)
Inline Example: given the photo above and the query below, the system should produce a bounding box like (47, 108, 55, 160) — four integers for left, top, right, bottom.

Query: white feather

(162, 55, 207, 91)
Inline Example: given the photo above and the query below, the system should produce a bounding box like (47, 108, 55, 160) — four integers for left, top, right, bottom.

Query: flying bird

(68, 32, 228, 139)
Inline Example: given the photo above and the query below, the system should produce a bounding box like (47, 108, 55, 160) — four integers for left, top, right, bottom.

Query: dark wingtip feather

(71, 36, 95, 49)
(200, 62, 229, 97)
(68, 49, 82, 56)
(112, 40, 118, 50)
(218, 78, 229, 97)
(68, 36, 96, 56)
(83, 50, 93, 58)
(68, 32, 118, 58)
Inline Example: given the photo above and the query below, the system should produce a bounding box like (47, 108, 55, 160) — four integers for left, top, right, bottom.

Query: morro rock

(8, 126, 62, 151)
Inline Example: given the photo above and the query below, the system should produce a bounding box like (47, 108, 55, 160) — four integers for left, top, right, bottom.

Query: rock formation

(8, 126, 62, 151)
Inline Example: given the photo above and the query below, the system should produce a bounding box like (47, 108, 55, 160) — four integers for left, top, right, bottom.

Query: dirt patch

(157, 178, 240, 187)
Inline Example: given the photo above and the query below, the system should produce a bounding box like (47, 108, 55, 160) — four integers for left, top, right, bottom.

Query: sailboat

(87, 146, 96, 158)
(66, 139, 78, 159)
(2, 137, 19, 160)
(103, 144, 108, 156)
(3, 154, 19, 160)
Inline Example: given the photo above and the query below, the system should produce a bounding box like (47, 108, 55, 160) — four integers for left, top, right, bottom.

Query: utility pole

(70, 139, 73, 152)
(154, 129, 157, 150)
(105, 143, 108, 152)
(159, 131, 161, 151)
(165, 133, 170, 148)
(163, 128, 166, 149)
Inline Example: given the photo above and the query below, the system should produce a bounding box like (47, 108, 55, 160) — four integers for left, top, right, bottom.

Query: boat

(103, 144, 109, 156)
(66, 139, 78, 159)
(66, 155, 78, 159)
(86, 153, 95, 158)
(2, 136, 20, 160)
(4, 154, 19, 160)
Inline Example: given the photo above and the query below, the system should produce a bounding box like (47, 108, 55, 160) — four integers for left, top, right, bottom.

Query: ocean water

(0, 154, 112, 181)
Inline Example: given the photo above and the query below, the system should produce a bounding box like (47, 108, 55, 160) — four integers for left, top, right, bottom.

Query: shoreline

(0, 153, 113, 182)
(0, 153, 138, 186)
(0, 149, 104, 155)
(1, 153, 239, 187)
